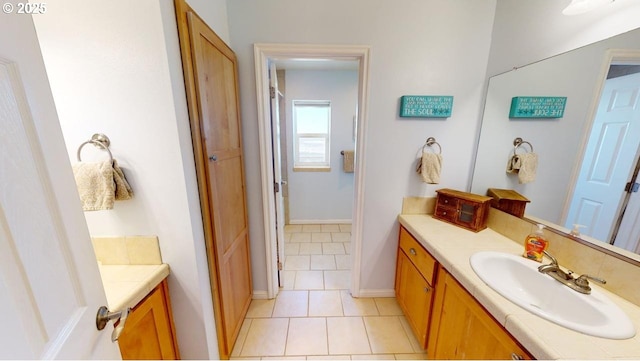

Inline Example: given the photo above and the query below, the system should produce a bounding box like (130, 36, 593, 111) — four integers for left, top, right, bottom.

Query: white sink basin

(470, 251, 635, 339)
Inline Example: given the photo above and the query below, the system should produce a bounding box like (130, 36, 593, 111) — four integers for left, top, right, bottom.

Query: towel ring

(513, 137, 533, 155)
(77, 133, 113, 162)
(422, 137, 442, 154)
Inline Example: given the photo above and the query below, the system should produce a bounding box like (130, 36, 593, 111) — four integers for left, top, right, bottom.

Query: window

(293, 100, 331, 170)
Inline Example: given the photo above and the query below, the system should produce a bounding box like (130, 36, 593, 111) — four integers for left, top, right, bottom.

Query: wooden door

(0, 57, 119, 358)
(175, 2, 253, 358)
(428, 268, 531, 360)
(395, 250, 432, 348)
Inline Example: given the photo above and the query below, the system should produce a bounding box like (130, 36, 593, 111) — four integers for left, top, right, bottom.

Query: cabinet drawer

(399, 227, 437, 284)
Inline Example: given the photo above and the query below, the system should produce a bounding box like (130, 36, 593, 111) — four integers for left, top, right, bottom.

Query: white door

(269, 62, 286, 287)
(0, 58, 119, 359)
(566, 72, 640, 241)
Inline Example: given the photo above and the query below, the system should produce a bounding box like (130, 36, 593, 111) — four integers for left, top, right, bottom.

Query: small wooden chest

(486, 188, 530, 218)
(433, 189, 492, 232)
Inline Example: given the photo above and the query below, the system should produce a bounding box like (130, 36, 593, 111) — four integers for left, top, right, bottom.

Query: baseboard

(252, 290, 269, 300)
(289, 219, 352, 225)
(355, 289, 396, 298)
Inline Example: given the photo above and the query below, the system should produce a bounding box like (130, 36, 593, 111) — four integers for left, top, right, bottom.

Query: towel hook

(423, 137, 442, 154)
(513, 137, 533, 155)
(77, 133, 114, 162)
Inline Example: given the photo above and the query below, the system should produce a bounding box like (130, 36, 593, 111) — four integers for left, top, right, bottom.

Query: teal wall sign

(509, 96, 567, 118)
(399, 95, 453, 118)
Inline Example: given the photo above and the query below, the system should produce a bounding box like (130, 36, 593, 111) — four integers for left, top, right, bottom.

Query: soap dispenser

(570, 224, 585, 237)
(523, 224, 548, 262)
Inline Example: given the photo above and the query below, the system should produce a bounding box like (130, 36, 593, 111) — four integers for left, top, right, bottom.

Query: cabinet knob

(409, 248, 417, 256)
(511, 353, 524, 360)
(209, 155, 217, 161)
(424, 287, 431, 293)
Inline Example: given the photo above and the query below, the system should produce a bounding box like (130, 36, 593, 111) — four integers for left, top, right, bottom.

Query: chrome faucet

(537, 250, 606, 294)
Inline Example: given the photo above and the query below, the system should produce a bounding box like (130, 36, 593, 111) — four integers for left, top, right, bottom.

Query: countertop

(399, 214, 640, 360)
(98, 264, 170, 311)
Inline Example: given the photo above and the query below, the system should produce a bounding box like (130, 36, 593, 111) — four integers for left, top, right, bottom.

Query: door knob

(96, 305, 130, 342)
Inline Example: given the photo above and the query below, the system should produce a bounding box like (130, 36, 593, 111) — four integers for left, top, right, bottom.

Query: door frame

(562, 49, 640, 237)
(254, 43, 371, 298)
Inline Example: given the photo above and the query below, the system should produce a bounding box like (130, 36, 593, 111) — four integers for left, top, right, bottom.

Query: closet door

(176, 2, 253, 358)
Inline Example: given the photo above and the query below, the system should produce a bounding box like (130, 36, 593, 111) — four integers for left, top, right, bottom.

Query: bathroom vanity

(92, 236, 179, 359)
(396, 210, 640, 360)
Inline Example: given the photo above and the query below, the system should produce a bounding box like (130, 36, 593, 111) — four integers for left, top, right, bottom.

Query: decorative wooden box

(486, 188, 530, 218)
(433, 188, 492, 232)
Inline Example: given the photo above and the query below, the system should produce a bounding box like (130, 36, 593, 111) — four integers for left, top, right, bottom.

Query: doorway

(254, 44, 371, 299)
(565, 50, 640, 251)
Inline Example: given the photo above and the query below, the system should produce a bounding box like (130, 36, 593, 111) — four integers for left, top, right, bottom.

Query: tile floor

(231, 224, 427, 360)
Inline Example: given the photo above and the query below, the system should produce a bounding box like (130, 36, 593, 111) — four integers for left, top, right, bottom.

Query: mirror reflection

(471, 27, 640, 257)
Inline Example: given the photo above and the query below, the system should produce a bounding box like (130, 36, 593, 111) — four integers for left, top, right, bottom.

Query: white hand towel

(506, 153, 538, 184)
(419, 152, 442, 184)
(517, 153, 538, 184)
(72, 160, 115, 211)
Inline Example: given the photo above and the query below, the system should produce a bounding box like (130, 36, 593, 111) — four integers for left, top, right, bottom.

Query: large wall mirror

(471, 27, 640, 262)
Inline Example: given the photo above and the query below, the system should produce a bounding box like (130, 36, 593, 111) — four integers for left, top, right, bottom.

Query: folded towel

(112, 159, 133, 200)
(72, 160, 116, 211)
(417, 152, 442, 184)
(342, 150, 355, 173)
(506, 153, 538, 184)
(72, 159, 134, 211)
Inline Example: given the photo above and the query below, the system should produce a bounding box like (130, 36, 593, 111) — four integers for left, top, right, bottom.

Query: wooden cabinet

(395, 227, 438, 348)
(118, 280, 180, 360)
(427, 266, 532, 360)
(433, 188, 492, 232)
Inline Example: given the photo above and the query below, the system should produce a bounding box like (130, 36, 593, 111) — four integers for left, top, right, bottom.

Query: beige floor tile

(374, 298, 404, 316)
(231, 318, 252, 357)
(321, 224, 341, 232)
(363, 316, 414, 354)
(285, 317, 328, 355)
(307, 356, 351, 360)
(309, 290, 344, 316)
(284, 233, 292, 242)
(303, 224, 322, 232)
(398, 316, 424, 353)
(272, 290, 308, 317)
(343, 242, 351, 255)
(335, 255, 351, 270)
(240, 318, 289, 357)
(299, 242, 323, 255)
(331, 232, 351, 242)
(323, 243, 346, 255)
(285, 225, 303, 233)
(246, 299, 275, 318)
(352, 355, 395, 360)
(339, 224, 352, 232)
(324, 270, 351, 290)
(261, 357, 306, 360)
(281, 271, 296, 290)
(294, 270, 325, 290)
(312, 232, 333, 243)
(290, 233, 312, 243)
(341, 290, 379, 316)
(285, 255, 310, 270)
(311, 255, 337, 270)
(285, 243, 300, 256)
(327, 317, 371, 355)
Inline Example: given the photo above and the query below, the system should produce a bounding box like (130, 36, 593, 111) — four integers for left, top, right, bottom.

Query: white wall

(228, 0, 497, 293)
(286, 69, 357, 222)
(32, 0, 225, 358)
(488, 0, 640, 76)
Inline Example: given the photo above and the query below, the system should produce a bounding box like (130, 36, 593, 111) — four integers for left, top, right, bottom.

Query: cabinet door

(118, 281, 179, 360)
(395, 250, 433, 348)
(429, 268, 532, 360)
